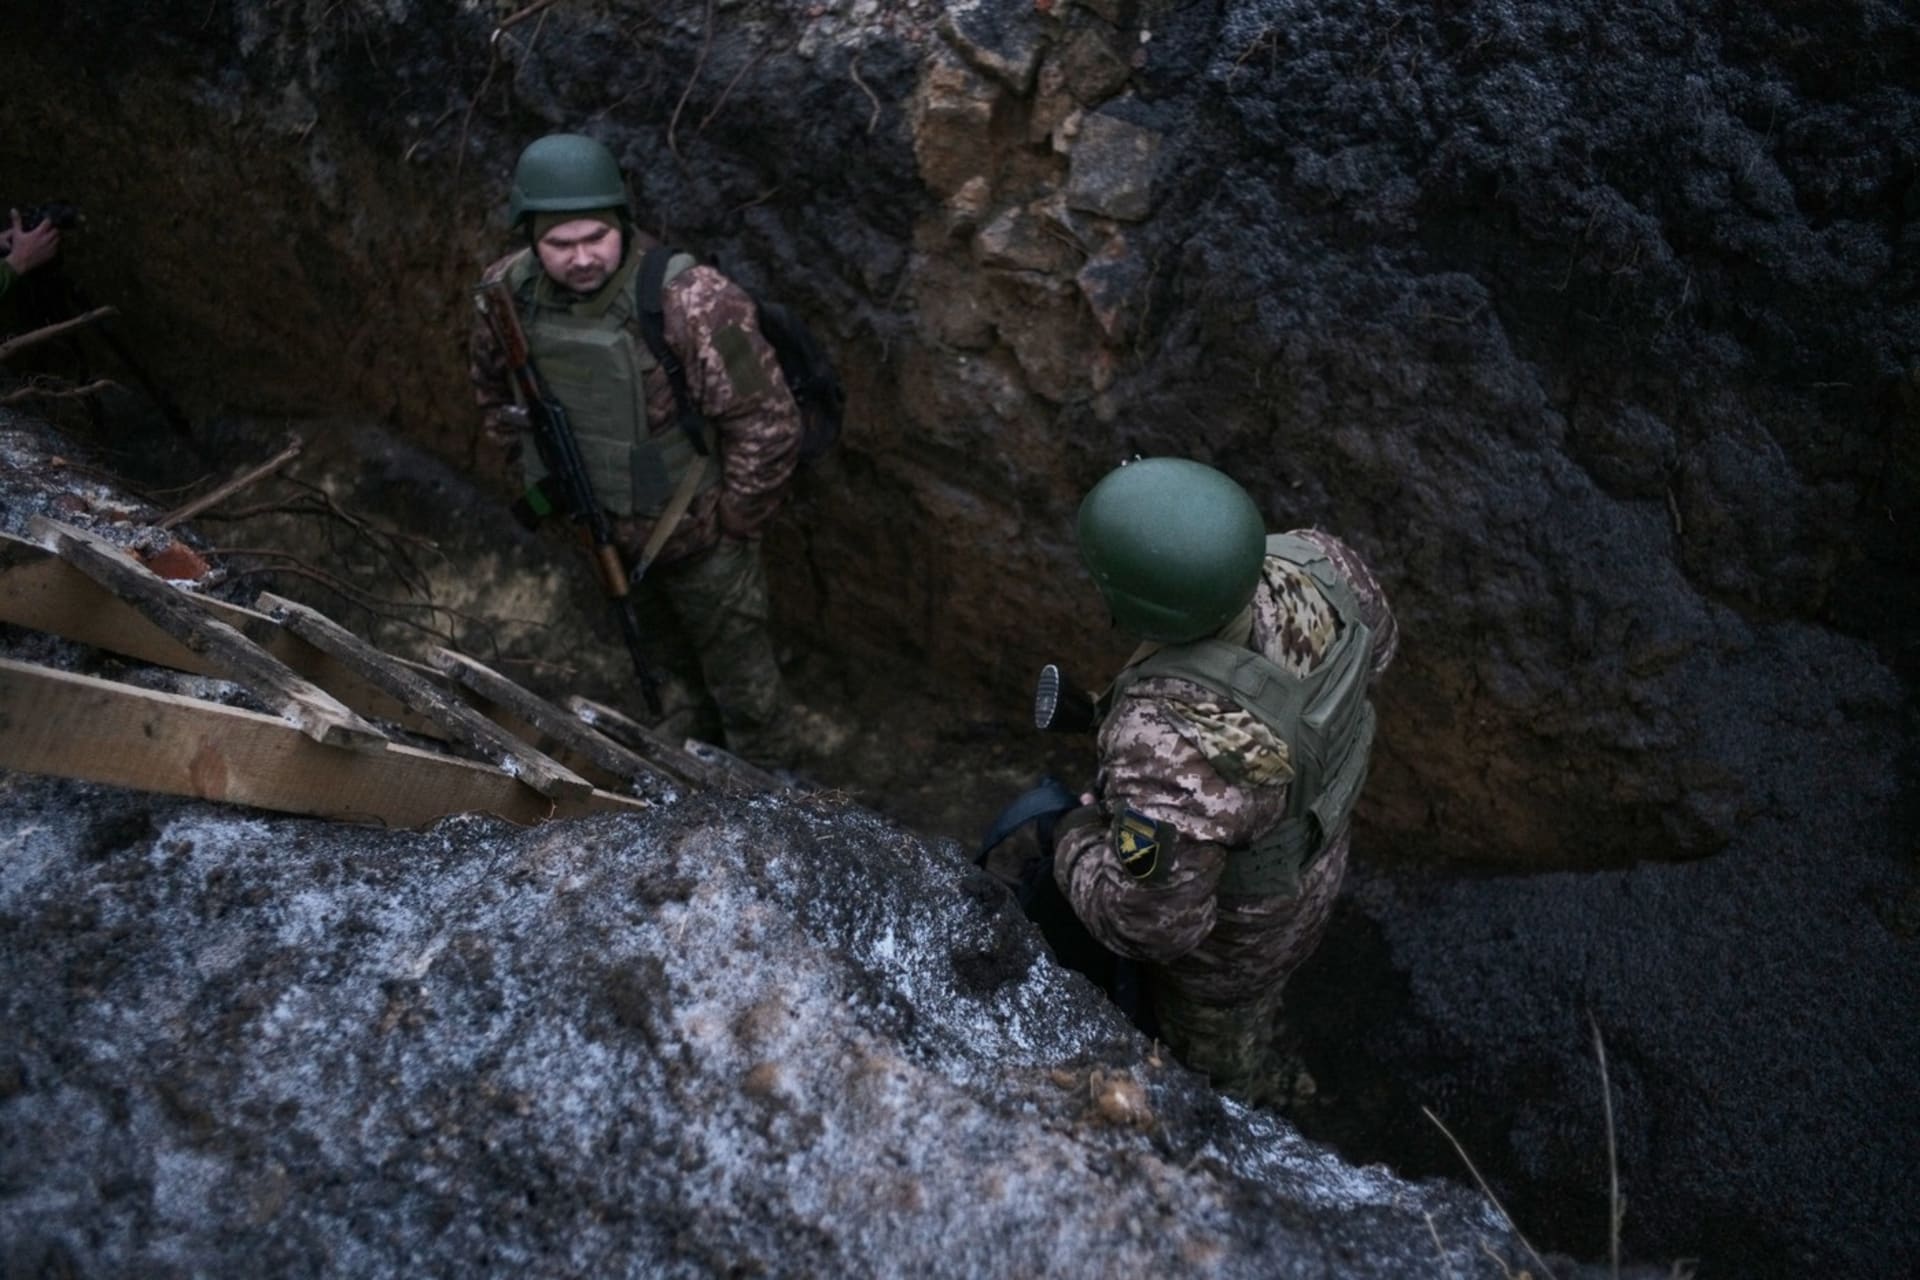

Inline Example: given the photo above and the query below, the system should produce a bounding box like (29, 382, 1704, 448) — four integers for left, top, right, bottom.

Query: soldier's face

(535, 219, 624, 293)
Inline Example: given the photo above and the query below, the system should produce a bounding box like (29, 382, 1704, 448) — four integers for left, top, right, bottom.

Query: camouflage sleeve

(468, 252, 531, 466)
(1293, 528, 1399, 679)
(662, 266, 802, 538)
(1054, 691, 1257, 966)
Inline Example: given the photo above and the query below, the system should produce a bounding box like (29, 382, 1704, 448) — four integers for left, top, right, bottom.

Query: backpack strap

(635, 246, 710, 457)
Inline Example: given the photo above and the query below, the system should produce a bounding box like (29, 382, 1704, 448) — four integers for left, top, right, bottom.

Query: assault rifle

(472, 279, 665, 716)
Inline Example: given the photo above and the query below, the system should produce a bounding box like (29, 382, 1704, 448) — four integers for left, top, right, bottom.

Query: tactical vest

(1107, 533, 1377, 900)
(501, 247, 718, 517)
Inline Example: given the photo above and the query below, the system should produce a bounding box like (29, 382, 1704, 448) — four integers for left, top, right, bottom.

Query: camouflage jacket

(1054, 529, 1399, 1005)
(469, 236, 802, 567)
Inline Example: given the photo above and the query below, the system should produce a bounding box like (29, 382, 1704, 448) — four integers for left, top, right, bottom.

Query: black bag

(636, 247, 845, 463)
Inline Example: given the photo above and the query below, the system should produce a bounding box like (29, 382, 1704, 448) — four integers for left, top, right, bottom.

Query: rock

(937, 0, 1048, 93)
(1065, 112, 1162, 221)
(0, 776, 1531, 1278)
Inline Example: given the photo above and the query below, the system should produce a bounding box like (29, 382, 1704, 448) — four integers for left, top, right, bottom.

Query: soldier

(470, 133, 827, 767)
(1051, 457, 1399, 1108)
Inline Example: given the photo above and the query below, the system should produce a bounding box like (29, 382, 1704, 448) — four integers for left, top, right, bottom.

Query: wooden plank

(458, 697, 633, 795)
(0, 658, 647, 827)
(256, 591, 593, 802)
(567, 694, 763, 793)
(0, 530, 459, 740)
(428, 647, 681, 793)
(27, 518, 387, 750)
(678, 737, 787, 794)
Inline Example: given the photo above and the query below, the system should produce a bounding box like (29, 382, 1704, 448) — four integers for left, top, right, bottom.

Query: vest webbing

(1108, 533, 1376, 900)
(501, 247, 717, 518)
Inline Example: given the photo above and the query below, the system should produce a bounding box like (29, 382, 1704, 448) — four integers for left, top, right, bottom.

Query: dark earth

(3, 0, 1917, 1276)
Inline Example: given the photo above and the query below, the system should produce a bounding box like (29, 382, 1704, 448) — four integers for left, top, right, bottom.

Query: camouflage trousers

(1148, 979, 1298, 1110)
(1144, 838, 1352, 1110)
(630, 535, 794, 766)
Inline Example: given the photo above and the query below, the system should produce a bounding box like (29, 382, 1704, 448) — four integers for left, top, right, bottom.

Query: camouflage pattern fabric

(469, 236, 803, 567)
(1147, 976, 1293, 1109)
(1054, 529, 1397, 1100)
(630, 534, 796, 764)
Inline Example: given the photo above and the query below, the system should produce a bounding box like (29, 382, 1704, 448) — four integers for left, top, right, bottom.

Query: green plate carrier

(1108, 533, 1377, 900)
(502, 247, 716, 517)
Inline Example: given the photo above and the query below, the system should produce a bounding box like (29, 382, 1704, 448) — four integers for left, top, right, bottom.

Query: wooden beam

(0, 530, 456, 739)
(28, 517, 387, 751)
(0, 658, 647, 827)
(428, 647, 681, 793)
(256, 591, 595, 802)
(567, 694, 766, 793)
(0, 528, 457, 741)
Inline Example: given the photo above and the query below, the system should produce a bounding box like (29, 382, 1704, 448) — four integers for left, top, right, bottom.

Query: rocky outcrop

(0, 773, 1548, 1278)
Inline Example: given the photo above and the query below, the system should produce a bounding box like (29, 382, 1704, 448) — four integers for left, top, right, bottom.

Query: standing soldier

(1050, 457, 1399, 1108)
(469, 133, 825, 768)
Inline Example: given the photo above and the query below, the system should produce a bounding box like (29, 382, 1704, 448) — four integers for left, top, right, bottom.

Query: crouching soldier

(469, 132, 830, 768)
(1051, 458, 1399, 1108)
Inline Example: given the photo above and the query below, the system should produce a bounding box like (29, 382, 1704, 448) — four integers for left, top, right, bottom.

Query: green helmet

(507, 133, 631, 228)
(1077, 458, 1267, 643)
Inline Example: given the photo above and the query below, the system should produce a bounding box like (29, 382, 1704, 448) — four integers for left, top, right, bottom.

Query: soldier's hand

(4, 210, 60, 275)
(718, 501, 758, 541)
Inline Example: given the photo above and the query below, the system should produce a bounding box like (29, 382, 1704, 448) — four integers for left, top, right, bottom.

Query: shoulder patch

(712, 324, 775, 397)
(1113, 808, 1173, 882)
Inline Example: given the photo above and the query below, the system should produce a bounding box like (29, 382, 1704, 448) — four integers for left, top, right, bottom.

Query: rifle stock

(1034, 663, 1101, 734)
(474, 280, 665, 716)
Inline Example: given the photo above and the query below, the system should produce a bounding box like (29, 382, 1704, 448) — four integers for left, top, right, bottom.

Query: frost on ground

(0, 773, 1536, 1278)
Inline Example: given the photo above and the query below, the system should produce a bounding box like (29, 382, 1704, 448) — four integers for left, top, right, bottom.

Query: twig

(214, 551, 463, 649)
(403, 103, 463, 164)
(848, 51, 882, 135)
(694, 47, 770, 139)
(0, 377, 119, 405)
(1590, 1013, 1623, 1280)
(276, 473, 442, 594)
(491, 0, 566, 39)
(159, 435, 303, 529)
(212, 548, 425, 608)
(512, 5, 554, 92)
(451, 38, 506, 200)
(667, 0, 719, 165)
(1422, 1106, 1556, 1280)
(723, 184, 786, 218)
(0, 307, 118, 363)
(1424, 1211, 1456, 1279)
(185, 493, 440, 599)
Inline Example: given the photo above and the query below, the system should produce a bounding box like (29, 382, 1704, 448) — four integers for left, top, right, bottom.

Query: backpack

(635, 247, 845, 463)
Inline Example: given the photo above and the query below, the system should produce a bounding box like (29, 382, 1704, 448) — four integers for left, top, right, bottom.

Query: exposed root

(849, 52, 882, 135)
